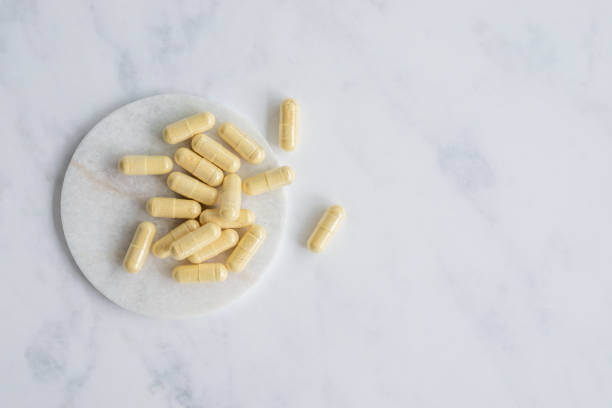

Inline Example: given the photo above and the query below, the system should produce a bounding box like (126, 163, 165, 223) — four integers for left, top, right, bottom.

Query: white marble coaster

(61, 94, 287, 318)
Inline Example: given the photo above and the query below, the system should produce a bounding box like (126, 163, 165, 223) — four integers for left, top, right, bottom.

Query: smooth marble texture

(1, 0, 612, 406)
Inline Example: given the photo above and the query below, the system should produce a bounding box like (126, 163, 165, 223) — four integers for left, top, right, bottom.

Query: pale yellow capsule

(218, 123, 265, 164)
(163, 112, 215, 144)
(226, 225, 266, 273)
(307, 205, 345, 253)
(146, 197, 201, 219)
(191, 134, 241, 173)
(118, 155, 173, 175)
(279, 99, 298, 151)
(151, 219, 199, 259)
(242, 166, 295, 196)
(172, 263, 228, 283)
(199, 208, 255, 229)
(188, 229, 239, 263)
(170, 222, 221, 260)
(174, 147, 224, 187)
(167, 172, 218, 206)
(219, 174, 242, 221)
(123, 221, 156, 273)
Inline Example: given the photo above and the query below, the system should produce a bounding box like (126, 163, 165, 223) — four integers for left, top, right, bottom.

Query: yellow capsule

(188, 229, 239, 263)
(167, 172, 218, 206)
(118, 155, 173, 175)
(218, 123, 265, 164)
(226, 225, 266, 273)
(170, 222, 221, 260)
(199, 208, 255, 229)
(307, 205, 345, 253)
(242, 166, 295, 196)
(146, 197, 201, 219)
(163, 112, 215, 144)
(219, 174, 242, 221)
(123, 221, 156, 273)
(173, 147, 224, 187)
(151, 219, 199, 259)
(191, 134, 241, 173)
(279, 99, 298, 151)
(172, 263, 228, 283)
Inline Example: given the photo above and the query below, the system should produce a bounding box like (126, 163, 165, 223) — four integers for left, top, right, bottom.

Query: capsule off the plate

(123, 221, 156, 273)
(163, 112, 215, 144)
(307, 205, 345, 253)
(279, 98, 298, 151)
(218, 123, 265, 164)
(173, 263, 228, 283)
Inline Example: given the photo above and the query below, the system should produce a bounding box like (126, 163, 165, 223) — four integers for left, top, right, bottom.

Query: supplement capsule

(226, 225, 266, 273)
(167, 172, 218, 206)
(123, 221, 156, 273)
(170, 222, 221, 260)
(172, 263, 228, 283)
(188, 229, 239, 263)
(307, 205, 345, 253)
(192, 134, 241, 173)
(242, 166, 295, 196)
(218, 123, 265, 164)
(279, 99, 298, 151)
(146, 197, 201, 219)
(199, 208, 255, 229)
(152, 219, 199, 259)
(174, 147, 223, 187)
(163, 112, 215, 144)
(219, 174, 242, 221)
(118, 155, 173, 175)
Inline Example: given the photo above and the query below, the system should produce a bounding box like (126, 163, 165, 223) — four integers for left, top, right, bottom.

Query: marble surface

(1, 0, 612, 406)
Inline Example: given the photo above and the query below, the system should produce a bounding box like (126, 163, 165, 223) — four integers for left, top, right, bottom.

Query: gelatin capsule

(163, 112, 215, 144)
(219, 174, 242, 221)
(118, 155, 173, 175)
(151, 219, 199, 259)
(242, 166, 295, 196)
(218, 123, 265, 164)
(174, 147, 223, 187)
(170, 222, 221, 260)
(191, 134, 241, 173)
(172, 263, 228, 283)
(123, 221, 156, 273)
(188, 229, 239, 263)
(226, 225, 266, 273)
(167, 172, 218, 206)
(199, 208, 255, 229)
(307, 205, 345, 253)
(146, 197, 201, 219)
(279, 99, 298, 151)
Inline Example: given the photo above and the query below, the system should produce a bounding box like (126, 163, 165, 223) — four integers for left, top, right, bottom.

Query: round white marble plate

(61, 94, 286, 318)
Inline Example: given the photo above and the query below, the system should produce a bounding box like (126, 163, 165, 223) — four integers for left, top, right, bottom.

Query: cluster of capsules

(119, 99, 345, 284)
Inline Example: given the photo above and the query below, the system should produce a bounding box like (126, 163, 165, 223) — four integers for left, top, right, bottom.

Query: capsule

(163, 112, 215, 144)
(118, 155, 173, 175)
(219, 174, 242, 221)
(191, 134, 241, 173)
(173, 147, 223, 187)
(123, 221, 156, 273)
(226, 225, 266, 273)
(279, 99, 298, 151)
(167, 172, 218, 206)
(307, 205, 345, 253)
(242, 166, 295, 196)
(172, 263, 228, 283)
(151, 219, 199, 259)
(170, 222, 221, 260)
(188, 229, 239, 263)
(199, 208, 255, 229)
(146, 197, 201, 219)
(218, 123, 265, 164)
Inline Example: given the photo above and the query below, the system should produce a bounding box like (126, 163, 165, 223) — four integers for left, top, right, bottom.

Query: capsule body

(170, 222, 222, 260)
(163, 112, 215, 144)
(226, 225, 266, 272)
(279, 99, 298, 151)
(199, 208, 255, 229)
(307, 205, 345, 253)
(123, 221, 156, 273)
(167, 172, 218, 206)
(188, 229, 239, 263)
(172, 263, 228, 283)
(152, 219, 199, 258)
(219, 174, 242, 221)
(218, 123, 265, 164)
(146, 197, 201, 219)
(192, 134, 241, 173)
(118, 155, 173, 175)
(242, 166, 294, 196)
(174, 147, 223, 187)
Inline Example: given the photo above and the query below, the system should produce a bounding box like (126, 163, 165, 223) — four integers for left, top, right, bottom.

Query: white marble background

(1, 0, 611, 406)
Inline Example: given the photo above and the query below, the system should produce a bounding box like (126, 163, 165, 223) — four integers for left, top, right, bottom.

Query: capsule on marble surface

(167, 171, 218, 206)
(307, 205, 345, 253)
(170, 222, 221, 260)
(118, 155, 173, 175)
(218, 123, 265, 164)
(242, 166, 294, 196)
(151, 219, 199, 259)
(163, 112, 215, 144)
(146, 197, 201, 219)
(279, 99, 298, 151)
(219, 174, 241, 221)
(199, 208, 255, 229)
(191, 134, 241, 173)
(123, 221, 156, 273)
(226, 225, 266, 273)
(188, 229, 239, 263)
(174, 147, 223, 187)
(172, 263, 228, 283)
